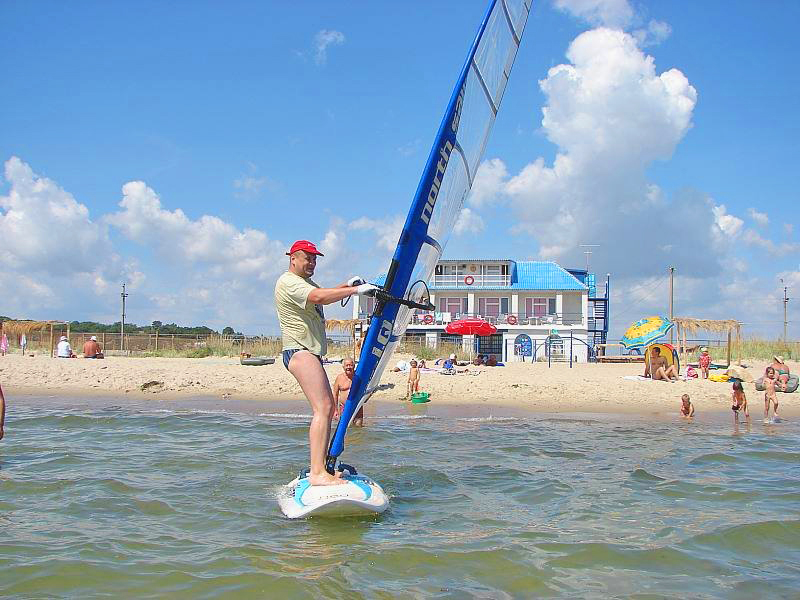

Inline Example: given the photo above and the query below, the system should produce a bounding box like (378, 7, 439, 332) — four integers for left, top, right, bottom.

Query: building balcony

(353, 311, 585, 328)
(430, 274, 512, 288)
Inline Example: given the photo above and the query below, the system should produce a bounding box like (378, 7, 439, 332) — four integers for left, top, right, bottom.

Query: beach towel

(708, 374, 730, 383)
(622, 375, 649, 381)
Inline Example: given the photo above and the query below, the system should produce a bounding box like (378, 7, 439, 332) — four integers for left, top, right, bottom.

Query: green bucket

(411, 392, 430, 404)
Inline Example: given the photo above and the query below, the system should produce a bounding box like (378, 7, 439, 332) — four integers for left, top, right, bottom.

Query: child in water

(680, 394, 695, 418)
(763, 366, 779, 422)
(406, 359, 420, 400)
(731, 381, 749, 421)
(698, 347, 711, 379)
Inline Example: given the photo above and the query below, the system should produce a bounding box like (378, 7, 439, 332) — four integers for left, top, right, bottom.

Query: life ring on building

(422, 314, 434, 324)
(464, 275, 474, 285)
(507, 315, 518, 325)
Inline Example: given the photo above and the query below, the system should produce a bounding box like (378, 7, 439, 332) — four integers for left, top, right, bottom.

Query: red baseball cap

(286, 240, 324, 256)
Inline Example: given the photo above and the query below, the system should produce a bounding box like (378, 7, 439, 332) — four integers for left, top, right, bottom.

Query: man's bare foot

(308, 472, 347, 486)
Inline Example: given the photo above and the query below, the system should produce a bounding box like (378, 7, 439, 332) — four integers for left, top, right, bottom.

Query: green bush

(185, 346, 213, 358)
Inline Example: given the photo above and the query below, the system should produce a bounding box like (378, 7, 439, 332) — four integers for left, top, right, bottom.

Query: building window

(438, 297, 465, 318)
(478, 297, 500, 317)
(525, 298, 546, 317)
(501, 297, 510, 315)
(548, 298, 557, 315)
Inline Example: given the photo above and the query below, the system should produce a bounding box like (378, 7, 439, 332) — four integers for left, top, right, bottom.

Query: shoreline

(2, 353, 797, 419)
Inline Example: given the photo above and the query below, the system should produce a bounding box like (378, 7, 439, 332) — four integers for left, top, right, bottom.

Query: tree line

(1, 317, 240, 336)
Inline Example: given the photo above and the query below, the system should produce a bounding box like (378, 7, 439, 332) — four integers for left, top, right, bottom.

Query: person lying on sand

(680, 394, 695, 418)
(645, 346, 678, 382)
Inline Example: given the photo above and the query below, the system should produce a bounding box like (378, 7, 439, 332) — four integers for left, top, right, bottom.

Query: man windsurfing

(274, 240, 376, 486)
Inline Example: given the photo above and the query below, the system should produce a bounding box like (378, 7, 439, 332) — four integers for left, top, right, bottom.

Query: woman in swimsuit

(731, 381, 749, 422)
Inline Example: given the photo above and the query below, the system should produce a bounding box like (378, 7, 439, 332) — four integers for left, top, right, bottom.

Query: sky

(2, 0, 798, 339)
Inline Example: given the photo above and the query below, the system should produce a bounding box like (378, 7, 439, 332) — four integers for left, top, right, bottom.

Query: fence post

(155, 330, 159, 351)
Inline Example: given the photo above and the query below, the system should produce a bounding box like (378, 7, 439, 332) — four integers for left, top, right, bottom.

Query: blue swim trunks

(282, 348, 323, 370)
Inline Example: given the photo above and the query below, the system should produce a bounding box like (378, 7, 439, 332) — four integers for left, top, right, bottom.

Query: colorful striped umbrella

(620, 316, 673, 349)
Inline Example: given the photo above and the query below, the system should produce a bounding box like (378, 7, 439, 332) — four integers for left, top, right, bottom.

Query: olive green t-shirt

(274, 271, 327, 356)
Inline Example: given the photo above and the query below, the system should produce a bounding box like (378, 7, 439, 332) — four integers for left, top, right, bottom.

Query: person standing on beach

(731, 381, 749, 422)
(763, 367, 780, 421)
(274, 240, 376, 486)
(334, 358, 364, 427)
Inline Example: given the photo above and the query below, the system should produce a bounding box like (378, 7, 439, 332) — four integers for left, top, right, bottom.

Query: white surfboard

(278, 472, 389, 519)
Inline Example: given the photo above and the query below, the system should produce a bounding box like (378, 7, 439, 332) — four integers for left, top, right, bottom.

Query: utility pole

(780, 279, 789, 342)
(668, 266, 675, 345)
(121, 283, 129, 353)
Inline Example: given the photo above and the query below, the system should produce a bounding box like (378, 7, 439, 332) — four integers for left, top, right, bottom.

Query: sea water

(1, 397, 799, 599)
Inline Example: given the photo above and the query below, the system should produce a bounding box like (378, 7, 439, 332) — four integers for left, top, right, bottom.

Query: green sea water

(1, 396, 799, 599)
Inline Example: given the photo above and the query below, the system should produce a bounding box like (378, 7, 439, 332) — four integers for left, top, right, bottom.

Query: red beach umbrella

(445, 317, 497, 336)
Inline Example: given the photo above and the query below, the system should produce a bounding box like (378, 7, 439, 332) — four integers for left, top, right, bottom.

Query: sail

(328, 0, 531, 468)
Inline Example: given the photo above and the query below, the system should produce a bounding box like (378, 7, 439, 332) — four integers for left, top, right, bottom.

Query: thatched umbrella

(673, 317, 742, 366)
(325, 319, 364, 358)
(0, 319, 68, 356)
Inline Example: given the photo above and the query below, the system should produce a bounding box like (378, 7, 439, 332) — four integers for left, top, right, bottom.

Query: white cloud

(747, 208, 769, 227)
(107, 180, 286, 281)
(0, 157, 143, 318)
(487, 29, 705, 276)
(633, 19, 672, 47)
(467, 158, 508, 208)
(742, 228, 800, 256)
(313, 29, 345, 66)
(554, 0, 634, 28)
(233, 163, 275, 200)
(349, 215, 404, 253)
(712, 204, 744, 240)
(0, 156, 112, 276)
(454, 207, 485, 235)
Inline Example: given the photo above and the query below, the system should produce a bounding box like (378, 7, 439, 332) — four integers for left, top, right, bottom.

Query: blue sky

(2, 0, 798, 338)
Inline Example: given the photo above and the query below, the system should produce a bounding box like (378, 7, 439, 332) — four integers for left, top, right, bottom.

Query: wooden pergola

(673, 317, 742, 366)
(325, 319, 365, 358)
(0, 319, 70, 357)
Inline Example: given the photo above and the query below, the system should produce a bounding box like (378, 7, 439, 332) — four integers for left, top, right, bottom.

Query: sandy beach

(2, 352, 796, 417)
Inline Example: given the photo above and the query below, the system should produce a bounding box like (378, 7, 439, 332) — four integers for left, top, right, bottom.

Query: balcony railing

(430, 274, 512, 287)
(361, 311, 586, 327)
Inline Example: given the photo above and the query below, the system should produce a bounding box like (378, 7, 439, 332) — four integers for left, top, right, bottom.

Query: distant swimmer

(334, 358, 364, 427)
(274, 240, 376, 486)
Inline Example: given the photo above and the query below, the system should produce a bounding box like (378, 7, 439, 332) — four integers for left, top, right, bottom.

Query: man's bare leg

(288, 351, 345, 486)
(653, 367, 669, 381)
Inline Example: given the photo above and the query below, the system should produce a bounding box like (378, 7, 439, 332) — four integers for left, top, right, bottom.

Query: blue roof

(374, 261, 586, 291)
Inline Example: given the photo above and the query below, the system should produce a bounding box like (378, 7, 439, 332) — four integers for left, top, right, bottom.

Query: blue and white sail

(328, 0, 531, 469)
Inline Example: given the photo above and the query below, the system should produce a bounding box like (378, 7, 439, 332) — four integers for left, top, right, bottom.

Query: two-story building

(353, 259, 610, 363)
